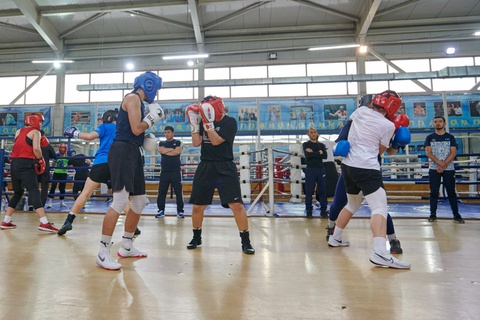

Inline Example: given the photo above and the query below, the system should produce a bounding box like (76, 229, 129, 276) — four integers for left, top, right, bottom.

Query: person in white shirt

(327, 90, 411, 269)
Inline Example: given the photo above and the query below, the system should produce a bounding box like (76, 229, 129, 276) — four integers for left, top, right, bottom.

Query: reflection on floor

(42, 197, 480, 219)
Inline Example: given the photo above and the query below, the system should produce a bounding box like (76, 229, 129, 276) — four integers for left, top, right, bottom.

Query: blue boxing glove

(391, 126, 411, 149)
(64, 126, 81, 139)
(334, 140, 350, 157)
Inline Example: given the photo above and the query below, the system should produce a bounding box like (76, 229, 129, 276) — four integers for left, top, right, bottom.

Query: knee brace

(130, 195, 146, 214)
(110, 188, 130, 214)
(344, 193, 363, 214)
(364, 188, 388, 218)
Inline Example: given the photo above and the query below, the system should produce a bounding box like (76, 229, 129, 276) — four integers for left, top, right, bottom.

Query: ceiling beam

(188, 0, 204, 45)
(59, 12, 109, 39)
(126, 10, 193, 30)
(12, 0, 63, 55)
(375, 0, 429, 17)
(356, 0, 382, 43)
(0, 21, 38, 34)
(204, 1, 272, 30)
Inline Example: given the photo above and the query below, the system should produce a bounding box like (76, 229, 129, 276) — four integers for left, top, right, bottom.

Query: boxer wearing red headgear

(372, 90, 402, 121)
(2, 113, 57, 232)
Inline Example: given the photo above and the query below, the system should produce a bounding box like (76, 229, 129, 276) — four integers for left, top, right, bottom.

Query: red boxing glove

(40, 135, 49, 147)
(34, 158, 46, 175)
(393, 114, 410, 131)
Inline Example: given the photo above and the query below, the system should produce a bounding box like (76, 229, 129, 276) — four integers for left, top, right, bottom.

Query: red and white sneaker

(38, 222, 58, 233)
(1, 221, 17, 229)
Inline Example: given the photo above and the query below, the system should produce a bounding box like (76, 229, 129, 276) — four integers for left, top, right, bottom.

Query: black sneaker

(242, 242, 255, 254)
(187, 238, 202, 249)
(453, 215, 465, 224)
(389, 239, 403, 254)
(134, 227, 141, 236)
(57, 221, 72, 235)
(306, 210, 313, 219)
(320, 210, 329, 219)
(326, 225, 335, 241)
(428, 215, 437, 222)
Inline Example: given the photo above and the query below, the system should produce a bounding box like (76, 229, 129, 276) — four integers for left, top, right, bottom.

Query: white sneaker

(117, 245, 148, 258)
(46, 198, 53, 208)
(369, 251, 411, 269)
(145, 196, 150, 205)
(96, 242, 122, 270)
(60, 200, 68, 208)
(328, 237, 350, 247)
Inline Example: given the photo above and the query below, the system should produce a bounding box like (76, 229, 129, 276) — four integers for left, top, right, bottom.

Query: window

(158, 88, 194, 101)
(26, 75, 56, 104)
(0, 77, 26, 105)
(431, 57, 474, 71)
(391, 59, 430, 72)
(205, 68, 230, 80)
(159, 69, 193, 82)
(432, 78, 476, 91)
(205, 87, 230, 98)
(268, 64, 305, 78)
(90, 72, 123, 84)
(231, 66, 267, 79)
(90, 90, 124, 103)
(390, 79, 431, 93)
(366, 81, 389, 93)
(366, 61, 388, 74)
(231, 85, 268, 98)
(307, 63, 346, 76)
(308, 83, 347, 96)
(269, 84, 306, 97)
(65, 74, 90, 103)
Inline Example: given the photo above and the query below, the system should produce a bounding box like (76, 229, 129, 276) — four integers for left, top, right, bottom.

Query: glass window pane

(431, 57, 474, 71)
(65, 74, 90, 103)
(231, 66, 267, 79)
(205, 68, 230, 80)
(0, 76, 25, 105)
(269, 84, 306, 97)
(124, 72, 145, 83)
(366, 81, 389, 93)
(476, 57, 480, 65)
(25, 75, 56, 104)
(231, 85, 268, 98)
(390, 79, 431, 93)
(391, 59, 430, 72)
(90, 72, 123, 84)
(90, 90, 124, 102)
(432, 78, 475, 91)
(268, 64, 305, 78)
(347, 82, 358, 95)
(205, 87, 230, 98)
(308, 83, 347, 96)
(366, 61, 388, 74)
(347, 62, 357, 74)
(158, 88, 194, 101)
(307, 63, 346, 76)
(159, 69, 193, 81)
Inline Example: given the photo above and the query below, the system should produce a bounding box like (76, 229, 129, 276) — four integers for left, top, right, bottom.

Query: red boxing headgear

(24, 113, 44, 130)
(372, 90, 402, 121)
(58, 143, 67, 154)
(201, 96, 225, 122)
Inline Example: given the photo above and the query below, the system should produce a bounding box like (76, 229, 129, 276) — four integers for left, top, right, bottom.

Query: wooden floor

(0, 212, 478, 320)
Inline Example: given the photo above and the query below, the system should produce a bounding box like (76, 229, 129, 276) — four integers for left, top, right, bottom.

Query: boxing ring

(1, 144, 480, 217)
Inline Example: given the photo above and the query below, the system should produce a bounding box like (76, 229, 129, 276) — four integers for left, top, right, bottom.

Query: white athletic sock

(39, 217, 48, 224)
(373, 237, 389, 255)
(101, 235, 112, 244)
(4, 216, 11, 223)
(332, 226, 344, 239)
(69, 211, 77, 216)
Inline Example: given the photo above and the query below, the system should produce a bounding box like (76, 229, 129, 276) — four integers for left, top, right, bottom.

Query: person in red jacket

(1, 114, 58, 232)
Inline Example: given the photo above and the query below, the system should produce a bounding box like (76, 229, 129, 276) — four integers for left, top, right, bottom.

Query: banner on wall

(0, 106, 52, 136)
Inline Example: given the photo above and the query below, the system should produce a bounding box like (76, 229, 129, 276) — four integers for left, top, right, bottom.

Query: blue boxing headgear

(133, 71, 162, 104)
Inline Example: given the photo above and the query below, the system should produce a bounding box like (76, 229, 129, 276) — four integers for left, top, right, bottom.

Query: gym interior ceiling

(0, 0, 479, 76)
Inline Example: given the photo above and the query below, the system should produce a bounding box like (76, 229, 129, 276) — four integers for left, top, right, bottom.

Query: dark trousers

(429, 169, 458, 216)
(305, 167, 327, 211)
(48, 172, 67, 200)
(38, 171, 50, 206)
(157, 171, 184, 212)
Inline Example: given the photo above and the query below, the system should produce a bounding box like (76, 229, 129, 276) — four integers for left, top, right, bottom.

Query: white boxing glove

(143, 103, 164, 129)
(186, 104, 201, 133)
(143, 133, 157, 153)
(200, 102, 215, 132)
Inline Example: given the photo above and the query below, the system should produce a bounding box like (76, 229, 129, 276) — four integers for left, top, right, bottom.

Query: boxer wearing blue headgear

(133, 71, 163, 104)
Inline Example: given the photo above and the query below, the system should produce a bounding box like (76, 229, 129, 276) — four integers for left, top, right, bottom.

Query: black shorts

(88, 163, 111, 184)
(108, 140, 145, 195)
(341, 163, 384, 196)
(189, 161, 243, 208)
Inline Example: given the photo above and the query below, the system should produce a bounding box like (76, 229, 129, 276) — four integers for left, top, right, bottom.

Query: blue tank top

(93, 123, 116, 165)
(115, 92, 145, 146)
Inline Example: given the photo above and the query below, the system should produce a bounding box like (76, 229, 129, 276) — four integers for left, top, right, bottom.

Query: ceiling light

(359, 46, 368, 53)
(308, 44, 360, 51)
(32, 60, 75, 64)
(474, 31, 480, 36)
(446, 47, 456, 55)
(268, 52, 278, 60)
(187, 60, 194, 66)
(162, 53, 209, 60)
(126, 62, 134, 70)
